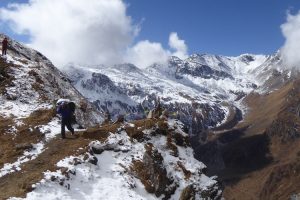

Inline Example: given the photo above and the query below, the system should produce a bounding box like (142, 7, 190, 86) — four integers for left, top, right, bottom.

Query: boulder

(179, 185, 195, 200)
(131, 143, 175, 198)
(15, 143, 33, 151)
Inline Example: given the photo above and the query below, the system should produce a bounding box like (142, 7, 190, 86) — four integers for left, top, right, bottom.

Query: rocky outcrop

(132, 143, 176, 199)
(0, 34, 103, 127)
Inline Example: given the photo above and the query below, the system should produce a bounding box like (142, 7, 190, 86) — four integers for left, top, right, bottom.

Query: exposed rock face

(15, 143, 33, 151)
(126, 119, 222, 200)
(177, 54, 234, 80)
(133, 143, 175, 198)
(179, 185, 195, 200)
(82, 73, 121, 93)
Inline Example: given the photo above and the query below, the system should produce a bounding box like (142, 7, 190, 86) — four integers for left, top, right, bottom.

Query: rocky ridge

(0, 35, 222, 200)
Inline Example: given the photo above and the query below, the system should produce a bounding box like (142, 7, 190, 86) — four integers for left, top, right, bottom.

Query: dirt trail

(0, 134, 91, 200)
(0, 120, 143, 199)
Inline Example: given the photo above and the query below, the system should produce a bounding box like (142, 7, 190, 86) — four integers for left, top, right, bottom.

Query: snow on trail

(9, 134, 157, 200)
(9, 121, 220, 200)
(11, 151, 157, 200)
(0, 118, 61, 178)
(0, 143, 44, 177)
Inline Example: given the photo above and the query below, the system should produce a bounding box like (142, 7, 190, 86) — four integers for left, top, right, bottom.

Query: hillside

(0, 117, 222, 200)
(1, 33, 300, 199)
(62, 51, 298, 137)
(60, 42, 300, 199)
(0, 33, 103, 180)
(219, 79, 300, 200)
(0, 35, 222, 200)
(193, 75, 300, 199)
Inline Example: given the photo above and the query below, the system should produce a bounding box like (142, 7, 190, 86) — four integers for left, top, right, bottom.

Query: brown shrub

(79, 100, 88, 112)
(125, 126, 144, 142)
(131, 160, 155, 193)
(177, 161, 192, 180)
(81, 127, 110, 142)
(173, 132, 190, 147)
(179, 185, 195, 200)
(157, 120, 168, 131)
(133, 119, 157, 130)
(0, 58, 15, 95)
(131, 143, 175, 199)
(22, 108, 56, 128)
(166, 134, 179, 157)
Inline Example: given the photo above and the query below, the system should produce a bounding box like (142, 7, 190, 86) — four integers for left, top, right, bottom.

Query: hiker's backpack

(68, 101, 76, 113)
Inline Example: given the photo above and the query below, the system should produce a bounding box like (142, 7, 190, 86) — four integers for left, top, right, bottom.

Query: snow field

(9, 120, 219, 200)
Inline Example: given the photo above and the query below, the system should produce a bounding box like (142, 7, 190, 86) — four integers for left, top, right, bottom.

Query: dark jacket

(57, 104, 73, 120)
(2, 38, 8, 49)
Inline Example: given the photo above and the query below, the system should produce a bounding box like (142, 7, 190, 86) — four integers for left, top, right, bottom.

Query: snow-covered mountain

(0, 34, 102, 127)
(2, 33, 300, 200)
(0, 34, 103, 196)
(0, 35, 223, 200)
(62, 51, 292, 137)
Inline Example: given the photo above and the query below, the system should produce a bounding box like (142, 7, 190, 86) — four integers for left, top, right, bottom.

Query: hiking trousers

(2, 48, 7, 56)
(61, 118, 74, 138)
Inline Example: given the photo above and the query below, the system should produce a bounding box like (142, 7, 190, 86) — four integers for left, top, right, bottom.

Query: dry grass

(0, 113, 177, 199)
(166, 134, 178, 157)
(0, 109, 56, 168)
(223, 80, 300, 200)
(125, 126, 145, 142)
(133, 119, 158, 130)
(81, 127, 110, 142)
(0, 136, 91, 199)
(22, 108, 56, 128)
(131, 160, 155, 193)
(0, 57, 15, 95)
(0, 116, 17, 167)
(177, 161, 192, 180)
(238, 82, 293, 135)
(173, 132, 190, 147)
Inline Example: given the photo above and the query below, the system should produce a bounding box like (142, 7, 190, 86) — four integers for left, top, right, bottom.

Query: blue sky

(0, 0, 300, 57)
(126, 0, 300, 56)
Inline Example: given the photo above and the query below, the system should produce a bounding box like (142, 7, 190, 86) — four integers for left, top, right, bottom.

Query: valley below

(194, 80, 300, 199)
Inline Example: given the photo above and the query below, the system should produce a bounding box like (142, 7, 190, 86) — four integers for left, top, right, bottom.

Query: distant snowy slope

(63, 52, 286, 135)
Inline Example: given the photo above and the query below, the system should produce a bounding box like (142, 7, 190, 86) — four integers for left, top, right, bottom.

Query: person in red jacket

(2, 37, 8, 56)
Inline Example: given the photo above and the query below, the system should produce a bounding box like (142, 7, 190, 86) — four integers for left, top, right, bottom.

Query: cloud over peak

(0, 0, 136, 66)
(0, 0, 189, 69)
(281, 11, 300, 68)
(169, 32, 188, 59)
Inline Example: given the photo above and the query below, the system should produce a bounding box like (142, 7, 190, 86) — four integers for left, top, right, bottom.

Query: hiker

(2, 37, 8, 56)
(57, 100, 75, 139)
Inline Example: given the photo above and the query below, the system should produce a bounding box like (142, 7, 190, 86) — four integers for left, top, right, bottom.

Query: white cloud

(126, 40, 170, 68)
(0, 0, 189, 69)
(281, 11, 300, 68)
(169, 32, 188, 59)
(126, 32, 188, 68)
(0, 0, 137, 66)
